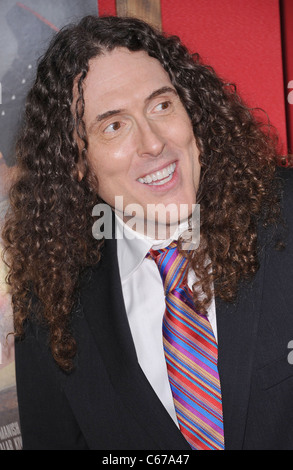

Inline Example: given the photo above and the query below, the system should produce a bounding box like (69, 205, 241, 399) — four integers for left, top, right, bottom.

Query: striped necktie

(148, 242, 224, 450)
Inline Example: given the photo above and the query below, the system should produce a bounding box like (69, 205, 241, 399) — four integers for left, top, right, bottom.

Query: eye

(104, 121, 122, 134)
(155, 101, 171, 112)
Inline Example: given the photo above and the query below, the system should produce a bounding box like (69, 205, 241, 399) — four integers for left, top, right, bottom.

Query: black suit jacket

(15, 169, 293, 450)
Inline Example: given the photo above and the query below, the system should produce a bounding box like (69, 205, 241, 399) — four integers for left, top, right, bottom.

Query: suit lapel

(216, 244, 266, 450)
(80, 236, 190, 450)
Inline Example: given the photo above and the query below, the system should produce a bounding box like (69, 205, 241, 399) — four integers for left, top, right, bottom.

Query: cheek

(191, 145, 201, 186)
(87, 143, 126, 181)
(180, 132, 201, 191)
(174, 115, 197, 153)
(183, 132, 200, 169)
(88, 150, 133, 204)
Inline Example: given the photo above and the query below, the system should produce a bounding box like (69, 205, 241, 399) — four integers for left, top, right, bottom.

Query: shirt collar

(115, 213, 189, 282)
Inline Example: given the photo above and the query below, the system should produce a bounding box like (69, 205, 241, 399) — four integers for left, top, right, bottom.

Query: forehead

(82, 48, 173, 117)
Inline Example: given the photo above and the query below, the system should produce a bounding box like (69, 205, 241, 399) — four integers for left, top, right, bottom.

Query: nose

(136, 120, 165, 158)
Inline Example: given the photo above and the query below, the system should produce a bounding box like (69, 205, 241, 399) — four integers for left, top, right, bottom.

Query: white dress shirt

(115, 214, 217, 425)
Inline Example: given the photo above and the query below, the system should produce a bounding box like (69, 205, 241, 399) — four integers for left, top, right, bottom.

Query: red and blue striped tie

(148, 242, 225, 450)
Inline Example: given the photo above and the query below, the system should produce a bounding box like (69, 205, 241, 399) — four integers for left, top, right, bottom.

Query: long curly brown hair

(2, 15, 281, 371)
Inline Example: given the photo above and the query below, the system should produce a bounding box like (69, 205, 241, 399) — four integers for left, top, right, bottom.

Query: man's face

(81, 47, 201, 232)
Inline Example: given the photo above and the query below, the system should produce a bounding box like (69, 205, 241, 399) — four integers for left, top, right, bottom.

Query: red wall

(98, 0, 116, 16)
(161, 0, 287, 155)
(98, 0, 288, 155)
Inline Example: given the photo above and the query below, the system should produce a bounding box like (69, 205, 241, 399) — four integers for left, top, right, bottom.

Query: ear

(78, 169, 84, 182)
(76, 156, 86, 181)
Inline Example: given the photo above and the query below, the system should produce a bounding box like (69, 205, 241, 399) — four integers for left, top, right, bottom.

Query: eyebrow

(146, 86, 177, 102)
(88, 86, 178, 134)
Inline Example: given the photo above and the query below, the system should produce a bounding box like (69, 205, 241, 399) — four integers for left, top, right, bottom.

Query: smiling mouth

(137, 162, 176, 186)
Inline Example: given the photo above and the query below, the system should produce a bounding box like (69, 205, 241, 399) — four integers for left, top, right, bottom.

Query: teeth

(138, 163, 176, 186)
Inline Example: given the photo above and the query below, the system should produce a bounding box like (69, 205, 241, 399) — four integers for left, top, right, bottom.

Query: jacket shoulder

(277, 167, 293, 202)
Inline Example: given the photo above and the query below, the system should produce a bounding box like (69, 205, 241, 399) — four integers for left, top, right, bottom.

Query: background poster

(0, 0, 98, 450)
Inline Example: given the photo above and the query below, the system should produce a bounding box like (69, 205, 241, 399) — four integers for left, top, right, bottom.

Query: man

(2, 15, 293, 450)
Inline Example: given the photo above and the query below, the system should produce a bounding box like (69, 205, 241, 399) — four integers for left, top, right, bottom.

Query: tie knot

(147, 241, 189, 294)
